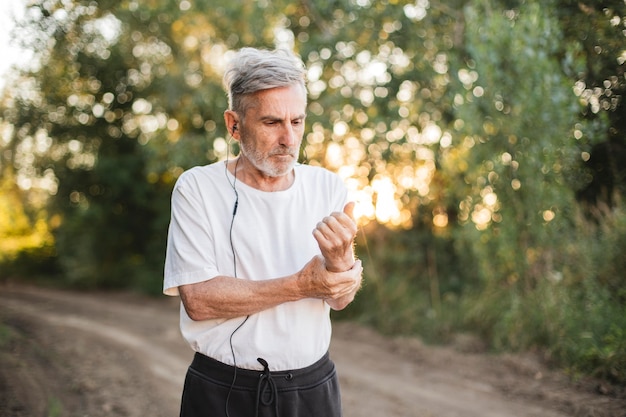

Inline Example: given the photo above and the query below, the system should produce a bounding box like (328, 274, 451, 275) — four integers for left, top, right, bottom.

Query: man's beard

(240, 139, 299, 177)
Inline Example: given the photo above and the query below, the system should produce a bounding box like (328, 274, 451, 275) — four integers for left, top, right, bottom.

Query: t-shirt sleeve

(163, 173, 220, 296)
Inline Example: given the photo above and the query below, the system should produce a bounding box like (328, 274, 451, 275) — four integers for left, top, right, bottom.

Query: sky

(0, 0, 26, 93)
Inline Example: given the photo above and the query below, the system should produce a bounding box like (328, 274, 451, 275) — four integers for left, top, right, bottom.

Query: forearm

(180, 274, 302, 321)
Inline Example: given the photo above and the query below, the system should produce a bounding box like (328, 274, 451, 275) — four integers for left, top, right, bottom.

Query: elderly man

(164, 47, 362, 417)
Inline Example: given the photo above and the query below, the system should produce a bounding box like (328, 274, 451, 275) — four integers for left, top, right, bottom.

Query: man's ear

(224, 110, 240, 138)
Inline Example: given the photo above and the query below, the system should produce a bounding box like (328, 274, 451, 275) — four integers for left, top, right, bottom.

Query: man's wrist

(324, 258, 355, 273)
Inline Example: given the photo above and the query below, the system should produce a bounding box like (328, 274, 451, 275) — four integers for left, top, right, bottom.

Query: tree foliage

(1, 0, 624, 382)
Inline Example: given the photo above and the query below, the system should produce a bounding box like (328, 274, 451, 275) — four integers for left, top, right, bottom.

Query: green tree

(0, 0, 295, 289)
(556, 0, 626, 210)
(443, 0, 579, 343)
(1, 0, 625, 383)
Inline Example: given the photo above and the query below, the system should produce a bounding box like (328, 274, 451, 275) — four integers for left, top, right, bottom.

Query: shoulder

(298, 165, 346, 195)
(174, 162, 225, 190)
(296, 163, 343, 185)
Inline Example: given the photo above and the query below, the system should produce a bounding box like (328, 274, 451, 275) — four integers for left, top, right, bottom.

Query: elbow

(179, 286, 216, 321)
(184, 304, 208, 321)
(184, 302, 222, 321)
(182, 298, 206, 321)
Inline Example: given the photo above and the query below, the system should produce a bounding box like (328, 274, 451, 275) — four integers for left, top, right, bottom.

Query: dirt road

(1, 284, 624, 417)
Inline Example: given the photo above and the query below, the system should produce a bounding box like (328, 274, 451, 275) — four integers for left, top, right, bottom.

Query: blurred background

(0, 0, 624, 386)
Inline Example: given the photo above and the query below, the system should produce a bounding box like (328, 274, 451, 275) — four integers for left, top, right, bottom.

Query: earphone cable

(227, 157, 240, 276)
(225, 314, 249, 417)
(224, 155, 248, 417)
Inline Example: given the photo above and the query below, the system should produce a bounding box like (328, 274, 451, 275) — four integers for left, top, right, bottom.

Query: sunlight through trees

(1, 0, 625, 383)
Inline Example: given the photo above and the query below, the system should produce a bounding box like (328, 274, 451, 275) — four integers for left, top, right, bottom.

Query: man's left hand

(313, 202, 358, 272)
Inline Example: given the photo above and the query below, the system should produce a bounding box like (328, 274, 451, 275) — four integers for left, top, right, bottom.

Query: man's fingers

(343, 201, 355, 220)
(312, 203, 358, 251)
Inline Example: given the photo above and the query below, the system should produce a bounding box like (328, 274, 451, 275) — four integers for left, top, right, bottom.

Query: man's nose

(279, 124, 298, 147)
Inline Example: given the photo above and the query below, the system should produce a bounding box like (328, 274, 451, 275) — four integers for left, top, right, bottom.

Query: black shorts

(180, 351, 342, 417)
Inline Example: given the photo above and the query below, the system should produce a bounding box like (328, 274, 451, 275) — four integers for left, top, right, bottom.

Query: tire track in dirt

(332, 332, 565, 417)
(2, 284, 623, 417)
(3, 298, 188, 391)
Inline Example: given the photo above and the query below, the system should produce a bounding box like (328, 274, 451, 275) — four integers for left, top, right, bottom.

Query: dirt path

(1, 283, 624, 417)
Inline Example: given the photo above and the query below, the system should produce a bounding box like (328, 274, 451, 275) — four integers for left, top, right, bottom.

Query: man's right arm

(179, 255, 362, 321)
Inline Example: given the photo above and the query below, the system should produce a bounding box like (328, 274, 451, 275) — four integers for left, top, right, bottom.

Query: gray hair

(223, 47, 307, 114)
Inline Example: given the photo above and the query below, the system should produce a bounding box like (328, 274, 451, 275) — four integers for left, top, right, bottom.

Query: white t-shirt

(163, 161, 348, 370)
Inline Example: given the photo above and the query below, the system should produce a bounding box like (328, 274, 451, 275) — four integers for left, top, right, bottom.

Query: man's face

(238, 84, 307, 178)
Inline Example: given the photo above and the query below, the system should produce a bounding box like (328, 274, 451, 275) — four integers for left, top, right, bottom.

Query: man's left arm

(313, 201, 362, 310)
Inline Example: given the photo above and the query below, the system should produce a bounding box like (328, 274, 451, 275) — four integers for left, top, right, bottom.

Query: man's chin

(265, 160, 296, 177)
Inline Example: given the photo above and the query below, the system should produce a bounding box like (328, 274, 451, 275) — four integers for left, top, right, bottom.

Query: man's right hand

(297, 255, 362, 305)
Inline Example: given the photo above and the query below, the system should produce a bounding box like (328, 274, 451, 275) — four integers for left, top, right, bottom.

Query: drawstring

(254, 358, 293, 417)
